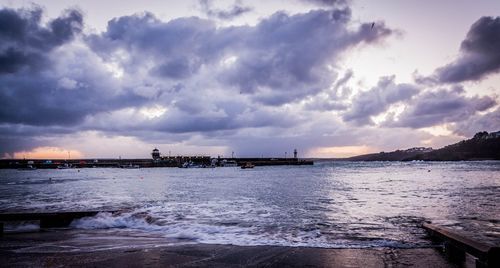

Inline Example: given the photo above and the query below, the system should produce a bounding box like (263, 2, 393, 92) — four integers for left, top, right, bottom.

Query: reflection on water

(0, 161, 499, 250)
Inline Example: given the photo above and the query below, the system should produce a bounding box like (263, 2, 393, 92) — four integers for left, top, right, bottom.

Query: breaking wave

(69, 209, 425, 248)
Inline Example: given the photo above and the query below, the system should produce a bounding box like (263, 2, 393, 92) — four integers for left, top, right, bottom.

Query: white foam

(69, 209, 414, 248)
(71, 212, 162, 231)
(3, 223, 40, 233)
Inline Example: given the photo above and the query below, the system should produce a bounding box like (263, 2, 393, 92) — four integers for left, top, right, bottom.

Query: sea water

(0, 161, 499, 252)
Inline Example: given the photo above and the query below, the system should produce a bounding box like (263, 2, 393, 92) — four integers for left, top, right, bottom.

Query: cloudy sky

(0, 0, 499, 159)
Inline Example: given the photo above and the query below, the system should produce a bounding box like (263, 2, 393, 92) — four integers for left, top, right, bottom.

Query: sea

(0, 161, 499, 252)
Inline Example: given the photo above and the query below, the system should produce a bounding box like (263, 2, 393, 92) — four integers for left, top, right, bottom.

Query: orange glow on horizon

(13, 147, 84, 159)
(310, 145, 375, 158)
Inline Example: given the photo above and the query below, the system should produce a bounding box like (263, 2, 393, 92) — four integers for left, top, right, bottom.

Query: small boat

(120, 164, 140, 169)
(241, 162, 255, 169)
(181, 161, 204, 168)
(18, 165, 37, 170)
(221, 160, 238, 167)
(57, 163, 73, 169)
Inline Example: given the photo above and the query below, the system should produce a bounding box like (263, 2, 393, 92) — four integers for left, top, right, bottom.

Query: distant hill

(345, 131, 500, 161)
(346, 147, 434, 161)
(409, 131, 500, 161)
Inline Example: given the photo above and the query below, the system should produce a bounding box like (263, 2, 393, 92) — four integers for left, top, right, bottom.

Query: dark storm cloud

(385, 86, 497, 128)
(221, 9, 392, 105)
(199, 0, 252, 20)
(1, 5, 395, 156)
(435, 16, 500, 83)
(89, 8, 393, 106)
(0, 123, 75, 157)
(0, 8, 148, 127)
(343, 76, 419, 125)
(88, 13, 225, 79)
(0, 7, 82, 73)
(0, 73, 148, 126)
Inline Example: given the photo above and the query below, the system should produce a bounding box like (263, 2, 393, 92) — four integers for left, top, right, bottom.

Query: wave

(69, 210, 425, 249)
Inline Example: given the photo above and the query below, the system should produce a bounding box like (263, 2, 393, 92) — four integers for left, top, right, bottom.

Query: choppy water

(1, 161, 499, 251)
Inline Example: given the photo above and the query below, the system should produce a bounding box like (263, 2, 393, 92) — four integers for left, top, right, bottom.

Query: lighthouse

(293, 149, 297, 159)
(152, 148, 161, 160)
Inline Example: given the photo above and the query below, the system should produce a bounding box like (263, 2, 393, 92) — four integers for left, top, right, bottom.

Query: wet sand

(0, 232, 458, 268)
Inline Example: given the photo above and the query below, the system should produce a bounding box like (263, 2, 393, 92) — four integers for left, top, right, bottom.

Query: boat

(18, 165, 36, 170)
(181, 161, 204, 168)
(120, 163, 140, 169)
(241, 162, 255, 169)
(57, 163, 73, 169)
(221, 160, 238, 167)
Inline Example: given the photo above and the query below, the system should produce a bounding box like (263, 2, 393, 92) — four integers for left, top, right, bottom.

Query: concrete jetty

(423, 222, 499, 267)
(0, 241, 456, 267)
(0, 211, 116, 233)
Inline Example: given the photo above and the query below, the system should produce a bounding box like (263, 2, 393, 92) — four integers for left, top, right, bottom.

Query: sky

(0, 0, 499, 159)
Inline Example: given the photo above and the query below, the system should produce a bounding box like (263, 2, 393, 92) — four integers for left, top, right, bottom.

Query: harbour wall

(0, 157, 313, 169)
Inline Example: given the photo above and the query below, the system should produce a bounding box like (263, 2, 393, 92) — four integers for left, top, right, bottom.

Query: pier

(0, 157, 313, 169)
(423, 222, 500, 267)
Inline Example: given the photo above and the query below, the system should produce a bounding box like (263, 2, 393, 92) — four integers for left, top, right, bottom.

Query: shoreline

(1, 242, 459, 267)
(0, 230, 460, 267)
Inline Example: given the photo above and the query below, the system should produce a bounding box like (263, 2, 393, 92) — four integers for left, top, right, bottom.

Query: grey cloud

(221, 9, 392, 105)
(0, 73, 148, 126)
(1, 5, 396, 156)
(156, 115, 237, 133)
(212, 122, 432, 158)
(451, 108, 500, 137)
(88, 14, 224, 79)
(49, 9, 83, 44)
(300, 0, 348, 7)
(199, 0, 252, 20)
(333, 69, 353, 91)
(305, 99, 348, 111)
(0, 8, 148, 134)
(152, 57, 202, 80)
(303, 69, 352, 111)
(0, 7, 82, 73)
(0, 136, 44, 158)
(0, 123, 76, 157)
(89, 8, 393, 107)
(435, 16, 500, 83)
(386, 87, 497, 128)
(343, 76, 419, 125)
(85, 103, 303, 135)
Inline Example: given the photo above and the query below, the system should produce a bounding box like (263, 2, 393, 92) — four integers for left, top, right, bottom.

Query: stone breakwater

(0, 157, 313, 169)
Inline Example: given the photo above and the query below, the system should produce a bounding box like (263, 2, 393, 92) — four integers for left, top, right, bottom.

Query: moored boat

(241, 162, 255, 169)
(57, 163, 73, 169)
(120, 164, 140, 169)
(221, 160, 238, 167)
